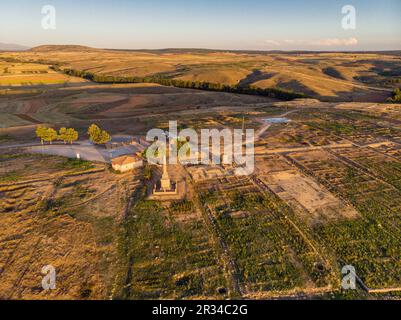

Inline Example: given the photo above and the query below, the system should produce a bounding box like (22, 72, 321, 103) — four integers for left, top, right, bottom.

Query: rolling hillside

(1, 46, 400, 102)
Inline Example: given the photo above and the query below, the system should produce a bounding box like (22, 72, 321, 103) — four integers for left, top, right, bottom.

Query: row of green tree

(36, 126, 78, 144)
(60, 68, 307, 101)
(387, 88, 401, 103)
(36, 124, 111, 145)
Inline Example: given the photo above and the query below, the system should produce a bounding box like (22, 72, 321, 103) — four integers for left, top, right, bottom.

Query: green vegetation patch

(200, 187, 332, 291)
(170, 200, 194, 213)
(114, 199, 227, 299)
(0, 170, 20, 183)
(387, 88, 401, 103)
(307, 121, 358, 135)
(56, 158, 94, 171)
(295, 153, 401, 289)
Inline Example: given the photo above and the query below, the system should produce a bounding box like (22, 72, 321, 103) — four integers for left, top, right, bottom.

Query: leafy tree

(97, 130, 111, 144)
(35, 125, 47, 144)
(43, 128, 58, 144)
(88, 124, 101, 140)
(65, 128, 78, 144)
(88, 124, 111, 145)
(58, 127, 68, 144)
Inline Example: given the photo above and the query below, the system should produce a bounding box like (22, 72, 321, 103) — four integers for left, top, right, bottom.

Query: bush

(57, 158, 94, 171)
(171, 200, 194, 213)
(143, 165, 153, 180)
(387, 88, 401, 103)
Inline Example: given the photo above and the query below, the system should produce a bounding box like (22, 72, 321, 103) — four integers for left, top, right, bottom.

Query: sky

(0, 0, 400, 51)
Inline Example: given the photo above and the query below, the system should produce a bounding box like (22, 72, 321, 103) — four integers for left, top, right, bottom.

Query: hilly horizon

(0, 42, 30, 51)
(29, 44, 401, 55)
(2, 44, 400, 103)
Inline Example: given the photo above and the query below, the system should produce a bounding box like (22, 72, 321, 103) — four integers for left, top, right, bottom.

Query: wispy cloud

(264, 40, 281, 46)
(265, 38, 358, 48)
(312, 38, 358, 46)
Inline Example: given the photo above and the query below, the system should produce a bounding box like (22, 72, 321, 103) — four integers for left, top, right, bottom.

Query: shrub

(57, 158, 94, 171)
(387, 88, 401, 103)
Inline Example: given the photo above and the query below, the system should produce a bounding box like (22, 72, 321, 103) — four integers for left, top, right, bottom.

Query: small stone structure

(111, 154, 143, 173)
(153, 155, 178, 195)
(187, 165, 227, 182)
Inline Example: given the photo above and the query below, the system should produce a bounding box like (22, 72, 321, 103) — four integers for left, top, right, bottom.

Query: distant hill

(27, 45, 401, 56)
(30, 45, 100, 52)
(0, 43, 30, 51)
(110, 47, 401, 56)
(4, 44, 399, 102)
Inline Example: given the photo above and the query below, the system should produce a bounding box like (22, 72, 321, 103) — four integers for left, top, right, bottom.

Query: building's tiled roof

(112, 155, 141, 166)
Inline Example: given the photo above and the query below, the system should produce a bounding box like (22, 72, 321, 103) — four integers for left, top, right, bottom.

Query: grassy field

(288, 149, 401, 290)
(198, 183, 334, 295)
(113, 198, 229, 299)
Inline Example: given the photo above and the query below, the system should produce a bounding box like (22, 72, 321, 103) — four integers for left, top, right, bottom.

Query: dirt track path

(254, 109, 297, 141)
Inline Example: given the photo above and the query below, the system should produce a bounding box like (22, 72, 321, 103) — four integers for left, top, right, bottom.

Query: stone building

(111, 154, 143, 173)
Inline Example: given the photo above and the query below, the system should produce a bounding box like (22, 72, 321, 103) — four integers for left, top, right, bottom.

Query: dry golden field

(0, 60, 86, 87)
(0, 152, 140, 299)
(1, 45, 400, 102)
